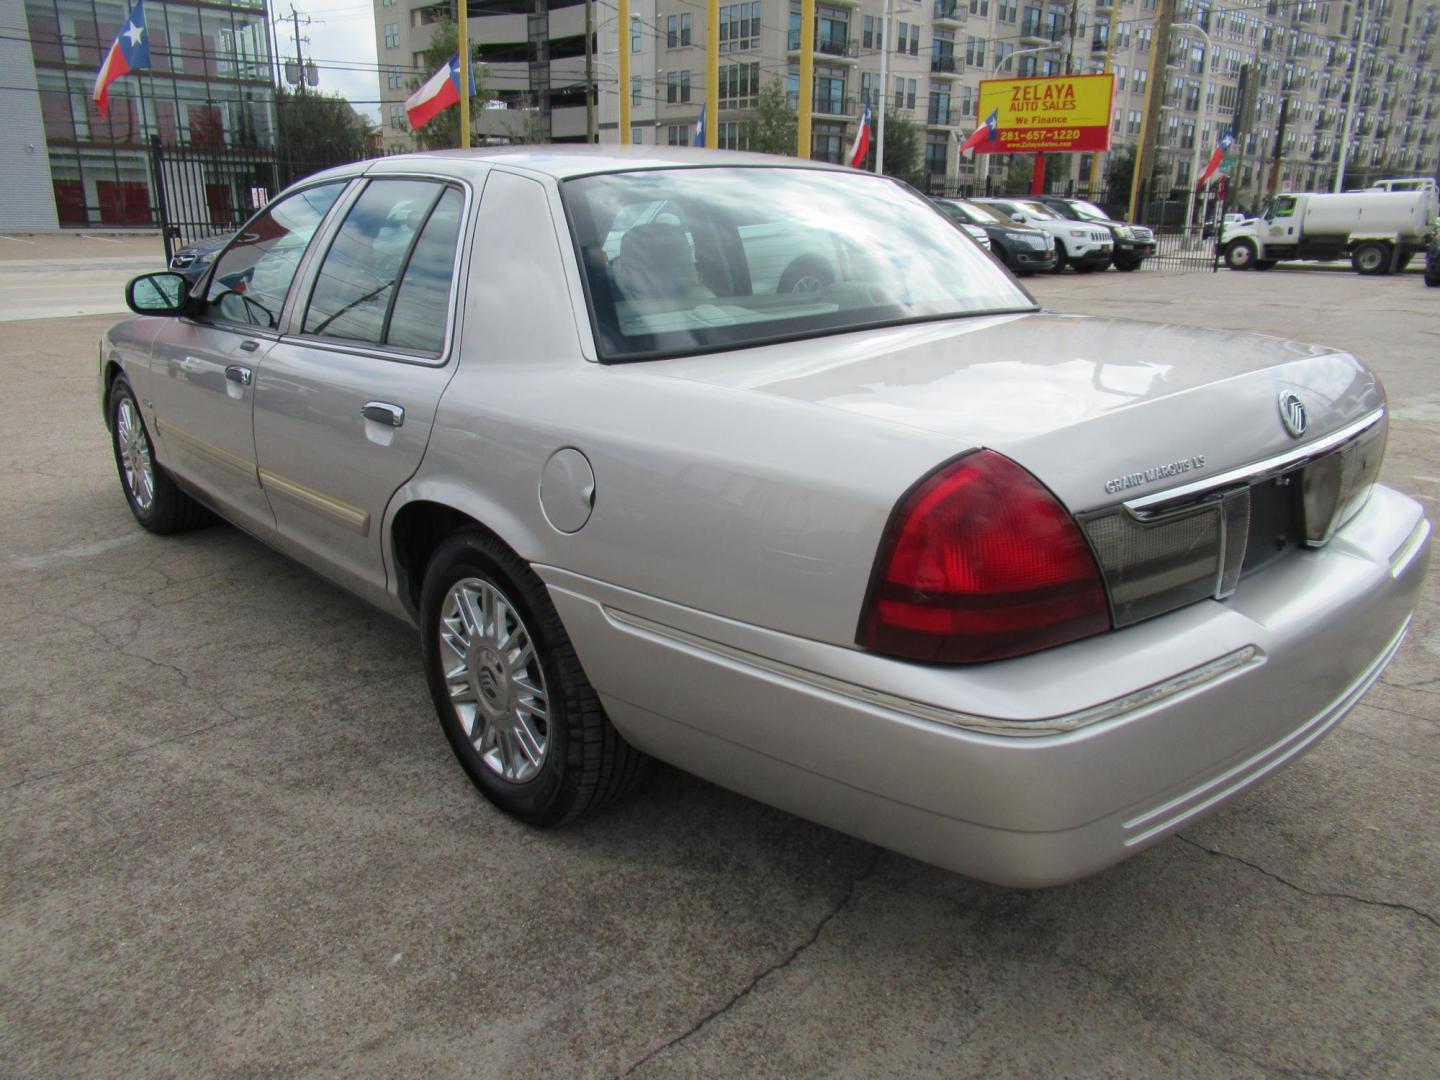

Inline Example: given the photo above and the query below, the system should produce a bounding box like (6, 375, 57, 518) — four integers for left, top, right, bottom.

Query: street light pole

(877, 0, 890, 173)
(1335, 0, 1369, 191)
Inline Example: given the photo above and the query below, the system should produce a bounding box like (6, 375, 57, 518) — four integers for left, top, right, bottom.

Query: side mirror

(1009, 212, 1027, 223)
(126, 272, 193, 316)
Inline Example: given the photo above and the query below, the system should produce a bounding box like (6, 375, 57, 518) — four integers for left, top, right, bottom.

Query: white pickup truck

(1219, 189, 1437, 275)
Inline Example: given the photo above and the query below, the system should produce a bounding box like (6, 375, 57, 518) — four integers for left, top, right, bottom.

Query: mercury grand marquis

(102, 147, 1430, 886)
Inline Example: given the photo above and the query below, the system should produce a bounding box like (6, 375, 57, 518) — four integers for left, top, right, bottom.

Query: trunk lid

(651, 312, 1382, 513)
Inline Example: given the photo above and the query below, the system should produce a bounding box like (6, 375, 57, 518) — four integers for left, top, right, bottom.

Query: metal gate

(148, 136, 368, 261)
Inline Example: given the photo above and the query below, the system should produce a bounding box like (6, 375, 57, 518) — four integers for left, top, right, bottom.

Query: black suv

(932, 198, 1059, 276)
(1037, 197, 1156, 271)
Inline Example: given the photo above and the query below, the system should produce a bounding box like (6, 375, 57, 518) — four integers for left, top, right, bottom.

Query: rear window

(563, 167, 1033, 362)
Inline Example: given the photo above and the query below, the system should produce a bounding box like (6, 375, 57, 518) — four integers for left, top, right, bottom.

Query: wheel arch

(387, 491, 544, 622)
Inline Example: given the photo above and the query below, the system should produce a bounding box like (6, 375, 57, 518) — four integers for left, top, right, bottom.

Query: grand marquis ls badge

(1278, 391, 1308, 438)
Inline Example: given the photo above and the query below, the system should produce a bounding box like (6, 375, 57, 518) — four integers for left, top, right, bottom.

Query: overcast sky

(272, 0, 386, 122)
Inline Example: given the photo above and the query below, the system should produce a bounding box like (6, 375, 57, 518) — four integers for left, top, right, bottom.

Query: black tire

(1113, 258, 1140, 272)
(107, 375, 211, 534)
(1255, 260, 1277, 271)
(1351, 242, 1391, 275)
(777, 256, 834, 294)
(1050, 241, 1068, 273)
(1073, 261, 1100, 274)
(420, 528, 646, 826)
(1224, 239, 1258, 270)
(1426, 263, 1440, 288)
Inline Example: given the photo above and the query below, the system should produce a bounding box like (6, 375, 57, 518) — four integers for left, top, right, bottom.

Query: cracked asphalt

(2, 265, 1436, 1078)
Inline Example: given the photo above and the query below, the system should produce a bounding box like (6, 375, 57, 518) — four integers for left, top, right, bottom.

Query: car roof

(302, 146, 856, 186)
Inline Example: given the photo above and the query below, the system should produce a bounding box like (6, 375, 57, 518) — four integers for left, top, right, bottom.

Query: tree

(1104, 146, 1136, 199)
(407, 18, 491, 150)
(275, 87, 372, 169)
(878, 109, 925, 189)
(744, 79, 797, 157)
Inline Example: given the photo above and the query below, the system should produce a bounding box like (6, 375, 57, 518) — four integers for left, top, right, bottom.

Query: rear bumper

(540, 485, 1429, 887)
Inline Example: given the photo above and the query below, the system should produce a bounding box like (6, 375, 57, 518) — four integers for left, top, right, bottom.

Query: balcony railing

(927, 106, 966, 126)
(930, 54, 960, 74)
(933, 0, 966, 23)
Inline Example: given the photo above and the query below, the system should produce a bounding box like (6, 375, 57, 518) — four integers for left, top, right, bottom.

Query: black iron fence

(149, 136, 377, 261)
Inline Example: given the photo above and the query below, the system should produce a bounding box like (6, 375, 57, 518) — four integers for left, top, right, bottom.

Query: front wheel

(1050, 242, 1068, 273)
(1113, 258, 1141, 272)
(1224, 239, 1258, 270)
(420, 529, 646, 826)
(107, 375, 210, 534)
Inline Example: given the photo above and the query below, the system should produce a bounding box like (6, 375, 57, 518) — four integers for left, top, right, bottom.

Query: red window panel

(53, 180, 87, 225)
(155, 100, 177, 141)
(96, 180, 152, 225)
(39, 91, 75, 142)
(27, 13, 62, 63)
(73, 20, 103, 66)
(180, 33, 207, 76)
(205, 184, 234, 226)
(187, 105, 224, 145)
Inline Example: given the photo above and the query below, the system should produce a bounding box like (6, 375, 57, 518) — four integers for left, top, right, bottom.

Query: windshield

(563, 167, 1033, 362)
(935, 199, 980, 225)
(1067, 199, 1114, 223)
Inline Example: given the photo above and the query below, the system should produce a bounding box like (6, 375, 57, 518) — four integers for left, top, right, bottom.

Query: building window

(390, 104, 405, 130)
(925, 138, 948, 180)
(667, 15, 678, 48)
(906, 78, 917, 109)
(632, 15, 642, 52)
(897, 22, 908, 53)
(720, 3, 761, 51)
(719, 62, 761, 109)
(632, 125, 645, 143)
(632, 76, 642, 105)
(667, 70, 692, 103)
(384, 23, 399, 49)
(812, 120, 845, 163)
(667, 124, 691, 145)
(719, 120, 748, 149)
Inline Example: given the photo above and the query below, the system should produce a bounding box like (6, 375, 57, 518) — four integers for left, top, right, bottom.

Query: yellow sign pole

(796, 0, 814, 158)
(618, 0, 630, 144)
(706, 0, 719, 147)
(457, 0, 470, 148)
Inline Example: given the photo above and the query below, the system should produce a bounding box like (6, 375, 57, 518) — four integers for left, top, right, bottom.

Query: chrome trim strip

(1124, 408, 1386, 515)
(603, 607, 1261, 737)
(258, 469, 370, 535)
(157, 421, 257, 480)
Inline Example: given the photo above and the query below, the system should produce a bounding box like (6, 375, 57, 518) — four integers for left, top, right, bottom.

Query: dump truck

(1219, 189, 1437, 274)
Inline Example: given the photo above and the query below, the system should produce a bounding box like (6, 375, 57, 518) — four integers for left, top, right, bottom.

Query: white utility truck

(1219, 189, 1437, 274)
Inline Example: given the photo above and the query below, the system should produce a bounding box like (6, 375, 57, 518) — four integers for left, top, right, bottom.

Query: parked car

(973, 196, 1113, 271)
(1427, 234, 1440, 286)
(932, 197, 1057, 275)
(168, 232, 234, 284)
(1037, 196, 1157, 271)
(105, 148, 1429, 887)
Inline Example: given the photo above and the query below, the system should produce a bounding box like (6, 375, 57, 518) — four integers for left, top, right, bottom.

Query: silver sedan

(102, 148, 1430, 886)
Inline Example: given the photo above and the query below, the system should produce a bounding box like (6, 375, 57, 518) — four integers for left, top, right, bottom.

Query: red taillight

(857, 450, 1111, 664)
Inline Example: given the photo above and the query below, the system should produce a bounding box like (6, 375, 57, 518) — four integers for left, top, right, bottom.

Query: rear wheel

(107, 375, 210, 534)
(1224, 239, 1258, 270)
(1351, 242, 1392, 275)
(1050, 241, 1068, 273)
(420, 528, 645, 826)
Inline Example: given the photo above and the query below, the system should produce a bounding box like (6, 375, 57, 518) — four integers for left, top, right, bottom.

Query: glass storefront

(25, 0, 276, 226)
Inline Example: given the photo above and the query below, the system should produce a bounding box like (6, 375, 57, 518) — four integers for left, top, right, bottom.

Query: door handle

(225, 365, 253, 386)
(362, 401, 404, 427)
(239, 339, 260, 353)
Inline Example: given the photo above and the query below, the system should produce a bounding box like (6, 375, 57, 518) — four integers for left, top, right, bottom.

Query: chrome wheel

(789, 274, 826, 294)
(438, 577, 550, 783)
(116, 396, 155, 512)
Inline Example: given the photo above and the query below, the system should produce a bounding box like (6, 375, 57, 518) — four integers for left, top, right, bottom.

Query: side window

(203, 182, 345, 329)
(302, 179, 449, 346)
(1272, 196, 1297, 218)
(386, 187, 465, 354)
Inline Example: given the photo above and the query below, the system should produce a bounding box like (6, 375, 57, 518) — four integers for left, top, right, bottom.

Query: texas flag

(1196, 131, 1235, 188)
(693, 105, 706, 146)
(92, 0, 151, 120)
(959, 108, 999, 159)
(848, 99, 873, 169)
(405, 55, 475, 130)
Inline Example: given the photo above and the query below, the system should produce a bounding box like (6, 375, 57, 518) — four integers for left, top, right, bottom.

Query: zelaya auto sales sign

(974, 73, 1114, 153)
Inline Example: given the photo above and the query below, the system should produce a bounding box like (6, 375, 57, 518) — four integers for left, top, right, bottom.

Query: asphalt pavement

(1, 264, 1436, 1077)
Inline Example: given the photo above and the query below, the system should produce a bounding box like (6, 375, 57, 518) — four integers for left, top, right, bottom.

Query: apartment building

(373, 0, 1440, 200)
